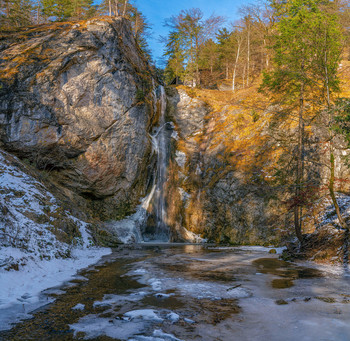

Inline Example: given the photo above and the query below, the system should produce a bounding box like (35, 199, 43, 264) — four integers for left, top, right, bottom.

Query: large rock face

(0, 18, 157, 216)
(166, 87, 290, 244)
(166, 86, 350, 247)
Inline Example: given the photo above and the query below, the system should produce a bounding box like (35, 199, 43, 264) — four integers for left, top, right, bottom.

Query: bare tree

(232, 30, 243, 91)
(123, 0, 128, 16)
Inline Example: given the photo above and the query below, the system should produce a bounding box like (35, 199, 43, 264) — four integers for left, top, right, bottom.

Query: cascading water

(141, 86, 173, 242)
(106, 86, 172, 243)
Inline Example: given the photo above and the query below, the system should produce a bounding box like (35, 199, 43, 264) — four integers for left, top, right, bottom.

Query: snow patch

(0, 247, 110, 330)
(124, 309, 163, 322)
(72, 303, 85, 311)
(166, 312, 180, 323)
(70, 315, 145, 340)
(130, 329, 183, 341)
(180, 227, 206, 243)
(175, 151, 186, 168)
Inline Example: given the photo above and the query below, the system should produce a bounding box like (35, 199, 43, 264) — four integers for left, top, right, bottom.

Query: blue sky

(132, 0, 248, 66)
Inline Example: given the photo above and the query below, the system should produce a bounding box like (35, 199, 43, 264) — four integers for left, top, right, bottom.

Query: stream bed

(1, 244, 350, 341)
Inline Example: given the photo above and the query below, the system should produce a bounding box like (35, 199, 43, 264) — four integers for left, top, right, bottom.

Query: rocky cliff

(166, 86, 350, 253)
(165, 87, 287, 244)
(0, 17, 159, 221)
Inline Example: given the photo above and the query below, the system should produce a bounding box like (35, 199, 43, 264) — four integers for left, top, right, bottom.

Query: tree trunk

(324, 49, 349, 271)
(115, 0, 119, 16)
(108, 0, 112, 16)
(329, 153, 347, 229)
(329, 152, 349, 270)
(195, 37, 200, 86)
(294, 80, 305, 244)
(6, 0, 10, 18)
(122, 0, 128, 16)
(247, 23, 250, 87)
(232, 39, 241, 92)
(263, 38, 269, 69)
(242, 65, 246, 88)
(36, 0, 40, 24)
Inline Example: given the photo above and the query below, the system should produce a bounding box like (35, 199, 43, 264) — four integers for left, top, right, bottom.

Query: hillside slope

(166, 75, 350, 262)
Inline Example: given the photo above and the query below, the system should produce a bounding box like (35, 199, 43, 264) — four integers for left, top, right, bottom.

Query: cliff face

(166, 86, 350, 248)
(166, 87, 287, 244)
(0, 18, 288, 246)
(0, 18, 158, 219)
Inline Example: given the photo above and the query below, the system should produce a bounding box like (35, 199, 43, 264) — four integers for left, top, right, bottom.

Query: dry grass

(177, 60, 350, 186)
(338, 60, 350, 98)
(177, 79, 284, 184)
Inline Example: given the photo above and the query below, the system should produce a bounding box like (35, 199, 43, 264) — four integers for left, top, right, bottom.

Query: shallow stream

(1, 245, 350, 341)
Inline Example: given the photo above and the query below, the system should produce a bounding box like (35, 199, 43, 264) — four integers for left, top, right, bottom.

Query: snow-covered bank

(0, 150, 112, 330)
(0, 246, 111, 331)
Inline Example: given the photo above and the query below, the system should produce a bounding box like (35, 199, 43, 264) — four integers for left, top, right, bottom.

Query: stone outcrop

(166, 87, 290, 244)
(0, 18, 158, 219)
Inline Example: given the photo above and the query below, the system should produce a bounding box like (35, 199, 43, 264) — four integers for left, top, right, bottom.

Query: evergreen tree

(164, 30, 185, 84)
(42, 0, 93, 21)
(261, 0, 343, 243)
(164, 8, 223, 86)
(1, 0, 34, 28)
(216, 28, 234, 80)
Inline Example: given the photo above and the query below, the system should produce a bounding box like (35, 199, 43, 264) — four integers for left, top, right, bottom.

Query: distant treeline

(162, 0, 350, 88)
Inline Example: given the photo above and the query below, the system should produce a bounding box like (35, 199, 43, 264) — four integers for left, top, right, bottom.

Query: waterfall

(141, 86, 172, 242)
(106, 86, 172, 243)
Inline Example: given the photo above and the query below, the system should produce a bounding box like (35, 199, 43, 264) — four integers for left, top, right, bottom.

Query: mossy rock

(316, 297, 337, 303)
(95, 229, 121, 247)
(98, 229, 110, 237)
(48, 217, 81, 243)
(22, 211, 50, 224)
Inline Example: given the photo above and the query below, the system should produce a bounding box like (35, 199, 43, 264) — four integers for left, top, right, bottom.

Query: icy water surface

(1, 244, 350, 341)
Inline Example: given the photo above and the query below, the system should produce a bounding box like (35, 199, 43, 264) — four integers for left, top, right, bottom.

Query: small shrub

(251, 110, 260, 122)
(136, 89, 145, 103)
(186, 88, 197, 98)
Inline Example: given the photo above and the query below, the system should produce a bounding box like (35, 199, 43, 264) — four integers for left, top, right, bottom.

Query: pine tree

(164, 31, 185, 84)
(1, 0, 34, 28)
(164, 8, 223, 86)
(42, 0, 93, 21)
(216, 28, 234, 80)
(261, 0, 343, 243)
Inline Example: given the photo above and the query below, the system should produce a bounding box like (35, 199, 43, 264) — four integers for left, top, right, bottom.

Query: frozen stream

(1, 245, 350, 340)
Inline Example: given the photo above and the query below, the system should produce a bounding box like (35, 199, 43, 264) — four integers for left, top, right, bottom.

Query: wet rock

(275, 299, 288, 305)
(316, 297, 337, 303)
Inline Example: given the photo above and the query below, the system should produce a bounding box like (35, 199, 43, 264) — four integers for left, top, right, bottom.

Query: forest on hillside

(162, 0, 350, 254)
